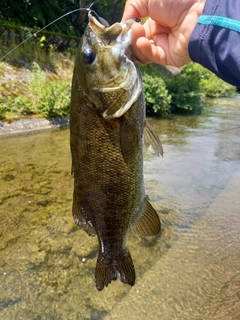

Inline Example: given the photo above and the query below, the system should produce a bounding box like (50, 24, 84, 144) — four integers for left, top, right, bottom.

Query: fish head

(74, 13, 142, 119)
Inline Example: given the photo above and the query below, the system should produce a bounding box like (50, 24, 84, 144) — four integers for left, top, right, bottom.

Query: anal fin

(72, 193, 96, 236)
(144, 121, 163, 157)
(131, 197, 161, 237)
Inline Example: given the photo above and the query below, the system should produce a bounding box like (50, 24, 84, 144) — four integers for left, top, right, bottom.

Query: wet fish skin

(70, 13, 162, 291)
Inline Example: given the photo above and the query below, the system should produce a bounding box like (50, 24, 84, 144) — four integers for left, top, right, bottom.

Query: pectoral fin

(131, 197, 161, 237)
(144, 121, 163, 157)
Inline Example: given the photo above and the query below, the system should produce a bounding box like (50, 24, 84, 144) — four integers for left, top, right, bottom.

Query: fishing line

(178, 123, 240, 136)
(198, 125, 240, 136)
(0, 2, 103, 61)
(177, 124, 240, 137)
(1, 5, 239, 137)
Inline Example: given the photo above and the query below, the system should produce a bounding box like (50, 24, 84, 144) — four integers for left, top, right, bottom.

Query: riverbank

(0, 115, 69, 137)
(1, 55, 237, 123)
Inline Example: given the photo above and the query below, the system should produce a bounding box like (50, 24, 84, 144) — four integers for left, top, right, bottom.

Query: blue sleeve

(188, 0, 240, 87)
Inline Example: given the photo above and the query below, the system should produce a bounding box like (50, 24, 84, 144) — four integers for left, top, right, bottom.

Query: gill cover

(82, 13, 142, 119)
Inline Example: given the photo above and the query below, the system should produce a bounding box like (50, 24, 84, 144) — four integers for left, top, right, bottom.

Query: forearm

(189, 0, 240, 86)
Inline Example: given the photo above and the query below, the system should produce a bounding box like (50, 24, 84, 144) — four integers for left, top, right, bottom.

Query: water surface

(0, 98, 240, 319)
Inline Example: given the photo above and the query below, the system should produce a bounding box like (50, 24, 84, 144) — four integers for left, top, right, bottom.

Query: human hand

(122, 0, 206, 67)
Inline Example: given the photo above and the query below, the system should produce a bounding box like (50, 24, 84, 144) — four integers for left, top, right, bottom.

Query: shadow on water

(0, 98, 240, 319)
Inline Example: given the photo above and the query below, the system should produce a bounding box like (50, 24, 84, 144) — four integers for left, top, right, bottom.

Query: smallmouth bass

(70, 12, 163, 291)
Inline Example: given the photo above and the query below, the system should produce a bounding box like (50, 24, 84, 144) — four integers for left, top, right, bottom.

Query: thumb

(122, 0, 149, 21)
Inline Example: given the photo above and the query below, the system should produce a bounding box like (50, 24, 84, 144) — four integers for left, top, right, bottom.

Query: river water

(0, 98, 240, 319)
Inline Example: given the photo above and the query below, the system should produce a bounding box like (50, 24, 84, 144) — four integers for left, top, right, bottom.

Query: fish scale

(70, 12, 162, 291)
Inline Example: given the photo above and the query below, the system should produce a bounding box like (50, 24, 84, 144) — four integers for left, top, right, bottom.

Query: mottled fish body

(70, 13, 163, 291)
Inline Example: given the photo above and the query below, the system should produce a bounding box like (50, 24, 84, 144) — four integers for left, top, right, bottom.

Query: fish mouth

(88, 13, 139, 90)
(88, 13, 142, 119)
(88, 12, 138, 56)
(89, 12, 138, 41)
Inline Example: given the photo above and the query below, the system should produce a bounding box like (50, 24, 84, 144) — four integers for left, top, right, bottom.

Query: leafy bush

(28, 63, 71, 117)
(0, 63, 71, 119)
(0, 97, 12, 120)
(199, 72, 236, 98)
(36, 81, 70, 117)
(165, 64, 203, 113)
(139, 64, 171, 117)
(140, 62, 237, 116)
(142, 72, 171, 117)
(178, 63, 236, 97)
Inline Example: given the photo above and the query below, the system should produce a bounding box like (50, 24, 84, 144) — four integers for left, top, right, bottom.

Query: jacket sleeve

(188, 0, 240, 87)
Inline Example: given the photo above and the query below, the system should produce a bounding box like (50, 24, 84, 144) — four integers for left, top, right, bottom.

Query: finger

(130, 23, 151, 64)
(130, 23, 168, 65)
(122, 0, 149, 21)
(143, 18, 170, 39)
(131, 22, 146, 40)
(135, 37, 168, 65)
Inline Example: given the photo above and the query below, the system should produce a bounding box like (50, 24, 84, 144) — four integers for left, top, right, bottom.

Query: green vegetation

(165, 64, 203, 113)
(142, 71, 171, 117)
(0, 0, 237, 121)
(0, 0, 125, 37)
(0, 56, 73, 120)
(0, 1, 237, 121)
(13, 63, 70, 118)
(139, 62, 237, 117)
(0, 52, 237, 120)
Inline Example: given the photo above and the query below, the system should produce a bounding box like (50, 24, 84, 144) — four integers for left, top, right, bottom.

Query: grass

(0, 40, 75, 120)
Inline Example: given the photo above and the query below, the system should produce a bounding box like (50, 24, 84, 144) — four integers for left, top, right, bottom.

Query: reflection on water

(0, 98, 240, 319)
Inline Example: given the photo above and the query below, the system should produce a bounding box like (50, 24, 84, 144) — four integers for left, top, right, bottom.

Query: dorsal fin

(131, 197, 161, 237)
(144, 121, 163, 157)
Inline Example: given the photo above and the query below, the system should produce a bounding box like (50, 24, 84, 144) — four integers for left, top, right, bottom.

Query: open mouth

(89, 12, 137, 49)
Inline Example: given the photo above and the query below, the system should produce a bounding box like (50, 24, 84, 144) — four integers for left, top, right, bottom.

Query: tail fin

(95, 250, 135, 291)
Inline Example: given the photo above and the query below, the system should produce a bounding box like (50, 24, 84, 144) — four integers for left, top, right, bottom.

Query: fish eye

(83, 48, 96, 64)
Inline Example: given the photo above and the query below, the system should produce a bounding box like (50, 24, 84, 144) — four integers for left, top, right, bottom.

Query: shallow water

(0, 98, 240, 319)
